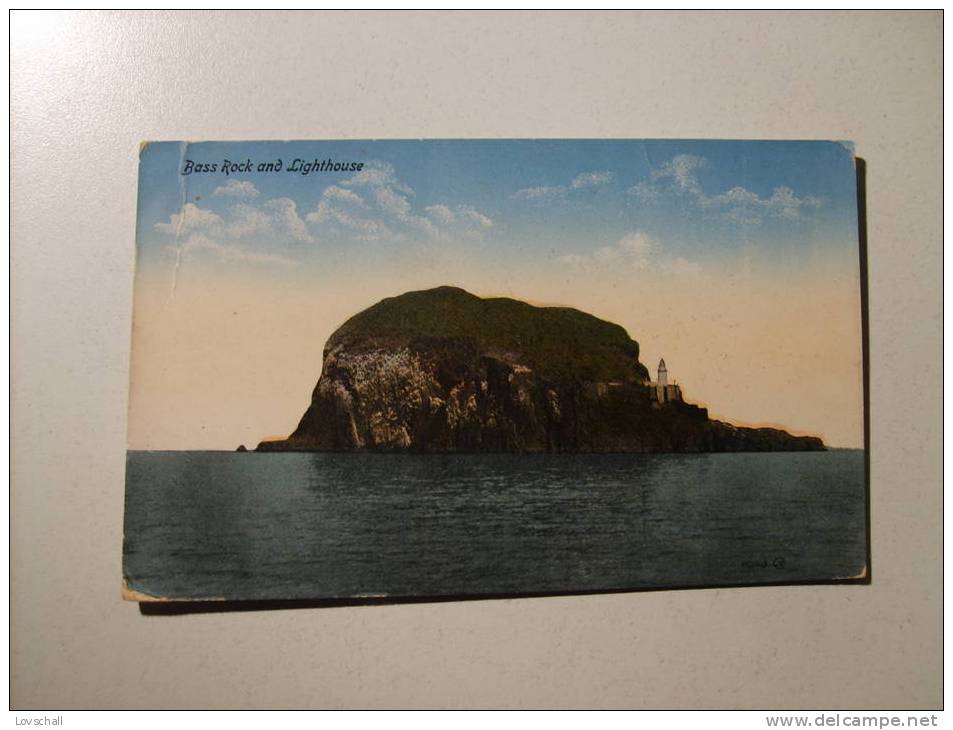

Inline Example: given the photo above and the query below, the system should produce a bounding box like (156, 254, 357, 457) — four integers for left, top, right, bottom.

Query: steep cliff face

(256, 287, 823, 453)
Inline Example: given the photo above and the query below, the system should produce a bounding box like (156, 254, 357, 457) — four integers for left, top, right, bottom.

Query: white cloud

(306, 199, 397, 242)
(651, 154, 706, 195)
(167, 161, 496, 253)
(222, 198, 313, 244)
(720, 207, 764, 226)
(155, 199, 313, 246)
(321, 185, 365, 206)
(154, 203, 223, 235)
(556, 231, 657, 269)
(555, 230, 701, 278)
(425, 204, 456, 225)
(629, 154, 824, 227)
(375, 186, 413, 218)
(587, 237, 652, 269)
(626, 181, 662, 204)
(702, 184, 822, 225)
(571, 170, 615, 190)
(341, 160, 413, 194)
(703, 185, 761, 208)
(425, 204, 493, 229)
(512, 185, 567, 202)
(171, 233, 298, 267)
(336, 159, 493, 239)
(154, 196, 316, 270)
(305, 184, 396, 241)
(225, 203, 272, 239)
(456, 205, 493, 228)
(765, 186, 822, 219)
(514, 169, 617, 203)
(370, 186, 435, 236)
(617, 231, 655, 259)
(264, 198, 313, 243)
(593, 246, 623, 263)
(212, 179, 260, 199)
(661, 256, 703, 278)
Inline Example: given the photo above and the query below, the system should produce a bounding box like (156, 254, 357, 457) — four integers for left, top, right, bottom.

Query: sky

(128, 139, 864, 450)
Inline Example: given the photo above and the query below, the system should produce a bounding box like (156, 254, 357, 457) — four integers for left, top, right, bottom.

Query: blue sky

(136, 139, 859, 275)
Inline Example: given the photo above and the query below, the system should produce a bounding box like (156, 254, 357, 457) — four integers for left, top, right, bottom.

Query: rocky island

(254, 286, 824, 453)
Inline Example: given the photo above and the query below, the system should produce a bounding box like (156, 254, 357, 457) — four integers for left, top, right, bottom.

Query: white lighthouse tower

(655, 358, 668, 404)
(649, 357, 682, 406)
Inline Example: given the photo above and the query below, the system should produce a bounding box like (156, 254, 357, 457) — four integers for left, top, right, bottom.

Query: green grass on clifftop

(328, 286, 650, 383)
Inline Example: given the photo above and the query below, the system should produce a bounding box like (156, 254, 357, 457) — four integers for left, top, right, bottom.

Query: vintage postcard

(123, 139, 867, 603)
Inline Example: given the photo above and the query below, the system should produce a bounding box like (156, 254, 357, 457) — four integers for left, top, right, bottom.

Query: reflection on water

(123, 451, 867, 601)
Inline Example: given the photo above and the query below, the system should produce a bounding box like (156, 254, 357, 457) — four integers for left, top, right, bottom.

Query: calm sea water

(122, 450, 867, 601)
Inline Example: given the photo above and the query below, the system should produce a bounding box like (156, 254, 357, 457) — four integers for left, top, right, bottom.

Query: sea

(122, 450, 867, 601)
